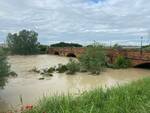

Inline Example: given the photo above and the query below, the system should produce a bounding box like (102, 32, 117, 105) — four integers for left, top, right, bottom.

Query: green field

(24, 77, 150, 113)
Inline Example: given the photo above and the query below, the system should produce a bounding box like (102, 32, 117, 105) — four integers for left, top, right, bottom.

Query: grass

(24, 77, 150, 113)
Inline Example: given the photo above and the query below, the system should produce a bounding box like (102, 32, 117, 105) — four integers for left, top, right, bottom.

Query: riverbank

(24, 77, 150, 113)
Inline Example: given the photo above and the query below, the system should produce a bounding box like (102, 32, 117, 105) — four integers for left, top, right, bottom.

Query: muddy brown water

(0, 55, 150, 112)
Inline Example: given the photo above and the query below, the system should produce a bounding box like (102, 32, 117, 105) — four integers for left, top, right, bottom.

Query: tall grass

(24, 77, 150, 113)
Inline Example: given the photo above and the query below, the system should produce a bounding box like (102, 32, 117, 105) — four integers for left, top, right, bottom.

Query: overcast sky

(0, 0, 150, 45)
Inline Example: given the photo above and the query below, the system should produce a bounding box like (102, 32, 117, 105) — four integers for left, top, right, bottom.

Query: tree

(79, 44, 107, 74)
(113, 43, 122, 50)
(38, 44, 49, 54)
(7, 29, 39, 55)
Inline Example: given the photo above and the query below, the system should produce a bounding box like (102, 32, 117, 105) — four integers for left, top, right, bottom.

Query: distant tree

(38, 45, 49, 54)
(7, 29, 39, 55)
(113, 43, 122, 50)
(50, 42, 83, 47)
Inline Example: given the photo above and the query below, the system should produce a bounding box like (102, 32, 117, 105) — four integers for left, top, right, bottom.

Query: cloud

(0, 0, 150, 45)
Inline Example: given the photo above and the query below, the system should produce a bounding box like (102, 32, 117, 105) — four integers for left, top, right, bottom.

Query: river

(0, 55, 150, 112)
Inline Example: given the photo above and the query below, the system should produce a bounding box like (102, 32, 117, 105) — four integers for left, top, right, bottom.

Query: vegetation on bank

(50, 42, 83, 47)
(0, 48, 17, 88)
(0, 48, 10, 77)
(23, 77, 150, 113)
(0, 48, 10, 88)
(113, 55, 132, 69)
(66, 59, 80, 74)
(79, 44, 107, 74)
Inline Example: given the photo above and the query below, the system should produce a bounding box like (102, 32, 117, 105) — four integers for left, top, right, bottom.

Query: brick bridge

(48, 47, 150, 67)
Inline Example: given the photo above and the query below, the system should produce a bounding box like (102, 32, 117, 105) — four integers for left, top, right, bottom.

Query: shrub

(79, 44, 107, 74)
(56, 64, 68, 73)
(47, 67, 55, 73)
(114, 55, 131, 69)
(66, 59, 80, 74)
(38, 45, 48, 54)
(0, 48, 10, 77)
(0, 48, 11, 88)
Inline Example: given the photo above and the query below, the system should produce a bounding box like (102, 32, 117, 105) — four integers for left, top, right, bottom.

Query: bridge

(48, 47, 150, 67)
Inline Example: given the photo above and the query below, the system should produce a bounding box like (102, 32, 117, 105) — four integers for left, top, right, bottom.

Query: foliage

(79, 44, 107, 74)
(0, 77, 8, 89)
(0, 48, 10, 77)
(38, 45, 48, 54)
(7, 29, 39, 55)
(114, 55, 131, 68)
(50, 42, 83, 47)
(23, 77, 150, 113)
(143, 45, 150, 51)
(0, 48, 10, 88)
(113, 43, 122, 49)
(56, 64, 68, 73)
(47, 67, 55, 73)
(66, 59, 80, 74)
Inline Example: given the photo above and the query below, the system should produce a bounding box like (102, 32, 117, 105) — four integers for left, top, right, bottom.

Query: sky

(0, 0, 150, 45)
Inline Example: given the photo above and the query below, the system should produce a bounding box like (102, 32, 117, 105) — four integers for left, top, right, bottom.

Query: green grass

(24, 78, 150, 113)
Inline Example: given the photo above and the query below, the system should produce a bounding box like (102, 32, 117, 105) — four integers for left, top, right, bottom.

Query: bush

(79, 44, 107, 74)
(38, 45, 48, 54)
(66, 59, 80, 74)
(114, 55, 131, 69)
(47, 67, 55, 73)
(0, 48, 10, 88)
(0, 48, 10, 77)
(56, 64, 68, 73)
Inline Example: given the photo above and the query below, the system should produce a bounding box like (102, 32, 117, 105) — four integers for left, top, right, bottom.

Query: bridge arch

(66, 53, 76, 57)
(54, 51, 59, 55)
(134, 62, 150, 68)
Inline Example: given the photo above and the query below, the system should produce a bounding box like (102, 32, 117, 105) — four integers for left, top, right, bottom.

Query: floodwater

(0, 55, 150, 112)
